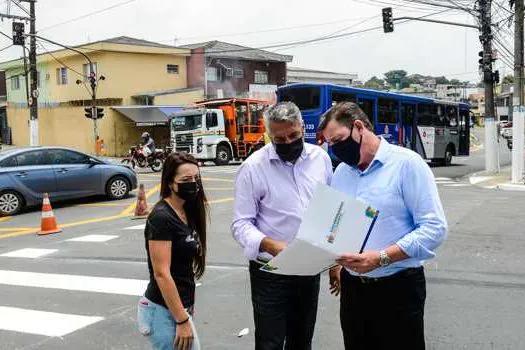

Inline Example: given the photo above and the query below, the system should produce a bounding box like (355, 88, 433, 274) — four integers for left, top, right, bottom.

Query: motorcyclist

(141, 132, 155, 157)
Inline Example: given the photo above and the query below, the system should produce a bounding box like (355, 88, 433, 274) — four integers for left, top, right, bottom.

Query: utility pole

(512, 0, 524, 183)
(479, 0, 498, 172)
(1, 1, 38, 146)
(28, 0, 38, 147)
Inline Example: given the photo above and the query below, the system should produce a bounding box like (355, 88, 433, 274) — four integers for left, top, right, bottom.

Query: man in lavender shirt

(232, 102, 333, 350)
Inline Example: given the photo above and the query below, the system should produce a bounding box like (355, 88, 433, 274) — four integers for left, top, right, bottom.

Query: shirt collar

(268, 141, 312, 162)
(348, 136, 391, 174)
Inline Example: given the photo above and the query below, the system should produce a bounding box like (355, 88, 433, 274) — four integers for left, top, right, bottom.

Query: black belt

(346, 267, 423, 284)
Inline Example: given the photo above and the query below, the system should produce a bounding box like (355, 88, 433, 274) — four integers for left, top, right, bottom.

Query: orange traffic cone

(132, 184, 150, 219)
(38, 193, 61, 235)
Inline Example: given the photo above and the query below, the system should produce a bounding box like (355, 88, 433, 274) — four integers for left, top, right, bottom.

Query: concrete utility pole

(28, 0, 38, 147)
(479, 0, 498, 172)
(512, 0, 525, 183)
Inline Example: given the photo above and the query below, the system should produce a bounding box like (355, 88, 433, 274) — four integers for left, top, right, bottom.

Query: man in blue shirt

(319, 102, 447, 350)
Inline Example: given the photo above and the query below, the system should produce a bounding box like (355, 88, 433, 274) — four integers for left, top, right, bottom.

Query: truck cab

(170, 108, 233, 165)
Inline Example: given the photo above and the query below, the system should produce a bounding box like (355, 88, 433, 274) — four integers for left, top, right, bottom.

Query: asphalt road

(1, 132, 523, 350)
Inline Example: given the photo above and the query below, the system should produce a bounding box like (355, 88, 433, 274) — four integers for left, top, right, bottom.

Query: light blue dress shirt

(331, 137, 448, 278)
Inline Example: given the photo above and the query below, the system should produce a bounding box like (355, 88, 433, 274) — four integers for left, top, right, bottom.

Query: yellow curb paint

(208, 197, 234, 204)
(0, 227, 32, 232)
(0, 195, 232, 240)
(0, 217, 11, 223)
(202, 177, 234, 183)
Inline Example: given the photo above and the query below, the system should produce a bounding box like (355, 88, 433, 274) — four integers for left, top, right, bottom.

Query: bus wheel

(443, 146, 453, 166)
(215, 145, 231, 166)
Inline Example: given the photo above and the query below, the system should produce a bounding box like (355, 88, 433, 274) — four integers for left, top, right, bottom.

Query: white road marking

(470, 176, 493, 185)
(66, 235, 119, 242)
(434, 177, 453, 181)
(0, 270, 148, 296)
(444, 184, 472, 188)
(0, 306, 103, 337)
(435, 181, 457, 185)
(0, 248, 57, 259)
(124, 224, 146, 230)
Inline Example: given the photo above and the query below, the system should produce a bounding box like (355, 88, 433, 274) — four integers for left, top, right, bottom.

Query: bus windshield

(279, 87, 321, 110)
(171, 114, 203, 131)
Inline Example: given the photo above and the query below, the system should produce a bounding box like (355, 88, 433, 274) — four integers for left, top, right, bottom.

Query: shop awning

(112, 106, 186, 126)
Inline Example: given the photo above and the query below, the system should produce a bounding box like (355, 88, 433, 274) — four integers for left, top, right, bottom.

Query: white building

(287, 67, 358, 86)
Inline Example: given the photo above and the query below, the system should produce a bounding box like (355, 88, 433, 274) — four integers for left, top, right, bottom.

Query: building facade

(1, 37, 204, 155)
(183, 41, 292, 100)
(287, 67, 358, 86)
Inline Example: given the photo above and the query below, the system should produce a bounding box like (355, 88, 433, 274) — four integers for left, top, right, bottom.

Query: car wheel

(106, 177, 130, 200)
(0, 190, 24, 216)
(215, 145, 231, 166)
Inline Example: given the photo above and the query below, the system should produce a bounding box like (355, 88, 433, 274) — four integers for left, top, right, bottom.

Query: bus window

(378, 98, 397, 124)
(446, 105, 458, 127)
(401, 104, 415, 126)
(331, 91, 356, 105)
(418, 103, 436, 126)
(358, 99, 374, 121)
(433, 104, 446, 126)
(280, 87, 320, 110)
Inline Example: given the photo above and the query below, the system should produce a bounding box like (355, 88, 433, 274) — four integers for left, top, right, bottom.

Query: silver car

(0, 147, 138, 216)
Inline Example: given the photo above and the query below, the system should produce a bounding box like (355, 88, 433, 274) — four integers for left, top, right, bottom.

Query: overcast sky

(0, 0, 514, 83)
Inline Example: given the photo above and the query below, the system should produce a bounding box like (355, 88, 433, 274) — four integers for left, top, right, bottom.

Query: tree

(384, 70, 408, 88)
(502, 75, 514, 84)
(364, 76, 385, 90)
(435, 76, 449, 84)
(449, 79, 461, 85)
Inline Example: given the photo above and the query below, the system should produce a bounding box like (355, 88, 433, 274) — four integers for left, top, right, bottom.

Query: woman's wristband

(176, 315, 190, 325)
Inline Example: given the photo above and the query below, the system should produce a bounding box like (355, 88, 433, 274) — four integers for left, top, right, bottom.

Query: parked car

(0, 147, 138, 216)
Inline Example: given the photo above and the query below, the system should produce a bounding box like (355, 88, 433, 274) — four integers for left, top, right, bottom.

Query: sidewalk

(469, 166, 525, 191)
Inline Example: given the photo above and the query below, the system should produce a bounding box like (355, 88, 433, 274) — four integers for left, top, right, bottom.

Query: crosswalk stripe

(0, 270, 148, 296)
(124, 224, 146, 230)
(0, 306, 103, 337)
(443, 184, 471, 187)
(435, 181, 456, 185)
(434, 177, 453, 181)
(66, 235, 119, 242)
(0, 248, 57, 259)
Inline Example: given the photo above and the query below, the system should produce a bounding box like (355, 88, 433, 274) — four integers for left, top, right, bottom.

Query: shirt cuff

(244, 230, 266, 261)
(396, 235, 436, 261)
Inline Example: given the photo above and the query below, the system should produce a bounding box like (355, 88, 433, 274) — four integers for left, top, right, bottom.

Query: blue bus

(277, 83, 470, 167)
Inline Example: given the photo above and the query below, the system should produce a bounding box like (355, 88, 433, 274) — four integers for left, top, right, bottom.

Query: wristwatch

(379, 250, 392, 267)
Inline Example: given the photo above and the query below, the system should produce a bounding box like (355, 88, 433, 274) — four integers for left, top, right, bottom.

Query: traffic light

(12, 22, 25, 46)
(84, 107, 94, 119)
(382, 7, 394, 33)
(493, 70, 500, 84)
(96, 107, 104, 119)
(478, 51, 484, 66)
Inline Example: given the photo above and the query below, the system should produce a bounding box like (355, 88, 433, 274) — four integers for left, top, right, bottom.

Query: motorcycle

(121, 145, 164, 172)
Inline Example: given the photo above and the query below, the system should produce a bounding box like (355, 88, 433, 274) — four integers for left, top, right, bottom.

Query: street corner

(468, 167, 525, 192)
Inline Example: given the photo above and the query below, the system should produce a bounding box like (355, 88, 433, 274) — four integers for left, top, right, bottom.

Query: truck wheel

(442, 146, 453, 166)
(215, 145, 231, 166)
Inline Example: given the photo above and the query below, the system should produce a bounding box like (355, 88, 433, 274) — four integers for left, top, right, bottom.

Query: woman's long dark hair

(160, 152, 208, 279)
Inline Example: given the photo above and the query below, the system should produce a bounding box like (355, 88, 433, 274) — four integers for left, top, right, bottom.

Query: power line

(0, 29, 12, 41)
(35, 39, 85, 77)
(0, 43, 13, 52)
(39, 0, 140, 31)
(10, 0, 30, 16)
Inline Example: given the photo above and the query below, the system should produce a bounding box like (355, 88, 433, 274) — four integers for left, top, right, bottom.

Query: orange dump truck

(169, 98, 268, 165)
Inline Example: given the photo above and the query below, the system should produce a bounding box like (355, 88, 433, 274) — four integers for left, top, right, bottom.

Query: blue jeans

(137, 296, 200, 350)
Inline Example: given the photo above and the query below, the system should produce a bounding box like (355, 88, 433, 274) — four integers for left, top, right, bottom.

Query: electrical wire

(39, 0, 140, 31)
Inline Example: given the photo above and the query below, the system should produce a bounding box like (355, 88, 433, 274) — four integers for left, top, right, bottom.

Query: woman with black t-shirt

(137, 153, 208, 350)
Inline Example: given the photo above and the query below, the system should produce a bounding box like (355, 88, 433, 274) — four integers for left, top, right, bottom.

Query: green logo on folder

(365, 206, 378, 218)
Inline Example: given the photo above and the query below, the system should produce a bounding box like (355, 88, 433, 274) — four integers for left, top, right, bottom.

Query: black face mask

(175, 182, 200, 202)
(274, 137, 304, 163)
(332, 131, 362, 167)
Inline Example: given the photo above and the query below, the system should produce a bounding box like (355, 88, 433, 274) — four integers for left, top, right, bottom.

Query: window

(0, 156, 17, 167)
(254, 70, 269, 84)
(11, 76, 20, 90)
(56, 67, 68, 85)
(331, 91, 356, 105)
(206, 112, 218, 128)
(233, 68, 244, 79)
(167, 64, 179, 74)
(401, 104, 415, 126)
(418, 104, 437, 126)
(82, 63, 98, 82)
(378, 98, 398, 124)
(15, 150, 52, 166)
(445, 105, 458, 127)
(49, 150, 90, 165)
(207, 67, 219, 82)
(36, 71, 41, 87)
(280, 87, 320, 111)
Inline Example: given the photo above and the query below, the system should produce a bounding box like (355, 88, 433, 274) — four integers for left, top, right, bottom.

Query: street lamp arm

(26, 34, 93, 71)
